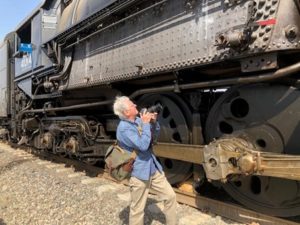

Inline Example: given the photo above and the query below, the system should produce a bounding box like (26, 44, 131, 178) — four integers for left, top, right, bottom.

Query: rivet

(256, 11, 263, 18)
(264, 13, 270, 18)
(266, 26, 272, 32)
(263, 36, 269, 41)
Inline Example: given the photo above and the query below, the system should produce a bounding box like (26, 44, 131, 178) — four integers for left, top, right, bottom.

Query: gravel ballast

(0, 143, 245, 225)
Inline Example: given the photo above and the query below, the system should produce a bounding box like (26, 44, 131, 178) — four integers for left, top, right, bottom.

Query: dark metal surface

(205, 84, 300, 217)
(57, 0, 118, 34)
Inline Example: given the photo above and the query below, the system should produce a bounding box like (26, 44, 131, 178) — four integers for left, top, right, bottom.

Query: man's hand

(140, 111, 152, 123)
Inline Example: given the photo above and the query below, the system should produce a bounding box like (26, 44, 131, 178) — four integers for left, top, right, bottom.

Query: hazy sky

(0, 0, 42, 41)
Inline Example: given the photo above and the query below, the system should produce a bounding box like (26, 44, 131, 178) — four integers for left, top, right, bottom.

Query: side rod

(153, 139, 300, 182)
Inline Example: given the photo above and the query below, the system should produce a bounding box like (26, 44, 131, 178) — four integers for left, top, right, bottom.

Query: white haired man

(113, 96, 177, 225)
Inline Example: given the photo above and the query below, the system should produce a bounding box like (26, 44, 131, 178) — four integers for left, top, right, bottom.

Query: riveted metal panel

(247, 0, 280, 52)
(268, 0, 300, 51)
(64, 0, 284, 90)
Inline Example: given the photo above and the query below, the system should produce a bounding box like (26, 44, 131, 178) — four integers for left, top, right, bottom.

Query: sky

(0, 0, 42, 41)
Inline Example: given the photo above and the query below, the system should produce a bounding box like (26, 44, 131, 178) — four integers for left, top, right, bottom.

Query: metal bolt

(285, 25, 298, 39)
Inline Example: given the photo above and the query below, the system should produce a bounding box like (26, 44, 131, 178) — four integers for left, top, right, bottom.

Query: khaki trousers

(129, 171, 177, 225)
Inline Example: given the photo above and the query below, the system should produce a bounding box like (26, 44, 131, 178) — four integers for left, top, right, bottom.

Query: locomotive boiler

(1, 0, 300, 217)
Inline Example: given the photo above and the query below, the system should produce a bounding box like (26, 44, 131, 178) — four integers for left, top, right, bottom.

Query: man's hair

(113, 96, 130, 119)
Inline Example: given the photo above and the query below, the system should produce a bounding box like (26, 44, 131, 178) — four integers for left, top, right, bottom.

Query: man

(113, 96, 177, 225)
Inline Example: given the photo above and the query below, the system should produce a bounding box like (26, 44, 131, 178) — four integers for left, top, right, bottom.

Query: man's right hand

(140, 111, 153, 124)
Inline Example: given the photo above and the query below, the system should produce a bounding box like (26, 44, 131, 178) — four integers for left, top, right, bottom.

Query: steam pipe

(49, 52, 73, 82)
(130, 61, 300, 98)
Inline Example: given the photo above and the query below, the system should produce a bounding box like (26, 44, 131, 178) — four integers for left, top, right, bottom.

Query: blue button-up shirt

(116, 117, 163, 181)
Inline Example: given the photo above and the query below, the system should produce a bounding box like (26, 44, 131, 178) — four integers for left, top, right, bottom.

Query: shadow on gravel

(0, 159, 29, 175)
(119, 206, 130, 224)
(0, 218, 6, 225)
(119, 199, 166, 225)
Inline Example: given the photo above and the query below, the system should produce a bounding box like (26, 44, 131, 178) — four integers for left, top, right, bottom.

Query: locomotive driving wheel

(205, 84, 300, 217)
(138, 94, 193, 185)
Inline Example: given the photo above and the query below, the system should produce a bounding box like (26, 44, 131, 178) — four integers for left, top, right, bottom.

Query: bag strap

(130, 150, 137, 160)
(137, 124, 143, 136)
(131, 124, 143, 159)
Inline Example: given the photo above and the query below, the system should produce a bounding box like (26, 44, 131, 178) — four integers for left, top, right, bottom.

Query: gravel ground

(0, 143, 245, 225)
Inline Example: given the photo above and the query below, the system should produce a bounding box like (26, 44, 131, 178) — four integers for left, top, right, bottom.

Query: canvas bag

(105, 144, 137, 181)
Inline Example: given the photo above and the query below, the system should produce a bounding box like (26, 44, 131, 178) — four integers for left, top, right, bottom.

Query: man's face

(124, 99, 138, 120)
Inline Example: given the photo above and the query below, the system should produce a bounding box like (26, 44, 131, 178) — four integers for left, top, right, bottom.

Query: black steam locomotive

(1, 0, 300, 217)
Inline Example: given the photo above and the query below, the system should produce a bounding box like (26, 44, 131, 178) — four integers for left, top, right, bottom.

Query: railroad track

(3, 142, 300, 225)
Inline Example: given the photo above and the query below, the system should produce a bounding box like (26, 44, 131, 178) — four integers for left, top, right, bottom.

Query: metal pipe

(19, 61, 300, 117)
(179, 61, 300, 91)
(18, 100, 113, 119)
(132, 61, 300, 97)
(14, 65, 56, 83)
(49, 52, 73, 82)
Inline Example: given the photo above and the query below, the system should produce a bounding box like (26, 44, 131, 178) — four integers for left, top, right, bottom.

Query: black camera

(140, 103, 163, 114)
